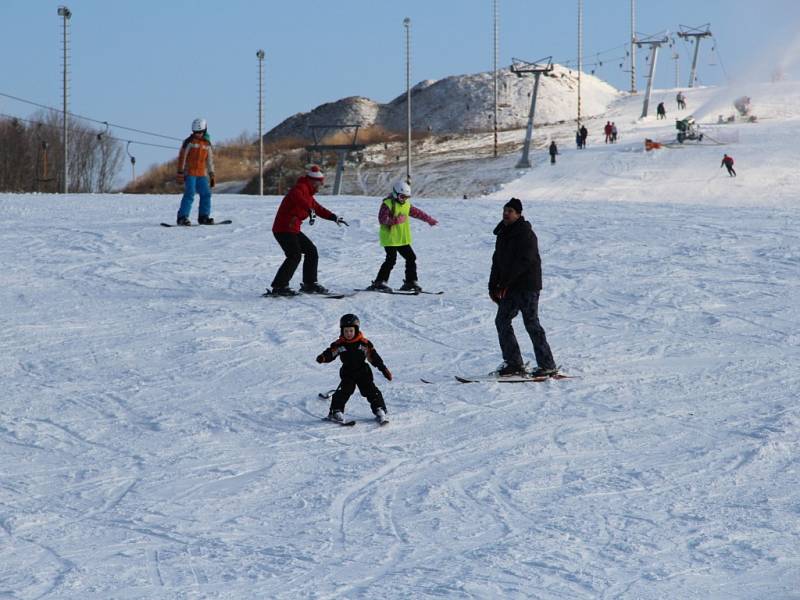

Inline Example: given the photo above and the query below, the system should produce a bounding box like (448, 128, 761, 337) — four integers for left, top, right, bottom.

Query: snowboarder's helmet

(392, 180, 411, 198)
(339, 313, 360, 334)
(191, 118, 207, 132)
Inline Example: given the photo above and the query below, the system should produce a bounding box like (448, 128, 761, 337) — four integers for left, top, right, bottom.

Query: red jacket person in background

(268, 165, 348, 295)
(721, 154, 736, 177)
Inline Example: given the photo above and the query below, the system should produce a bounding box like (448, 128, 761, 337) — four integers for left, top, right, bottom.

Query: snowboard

(454, 372, 575, 384)
(262, 290, 355, 299)
(161, 219, 232, 227)
(323, 416, 356, 427)
(354, 288, 444, 296)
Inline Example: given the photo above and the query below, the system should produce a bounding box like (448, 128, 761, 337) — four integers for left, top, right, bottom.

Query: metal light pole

(493, 0, 499, 158)
(257, 49, 265, 196)
(630, 0, 637, 93)
(403, 17, 411, 183)
(126, 141, 136, 183)
(577, 0, 583, 127)
(673, 52, 680, 88)
(58, 5, 71, 194)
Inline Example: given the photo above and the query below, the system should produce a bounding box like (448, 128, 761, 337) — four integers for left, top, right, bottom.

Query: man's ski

(318, 389, 337, 399)
(161, 219, 232, 227)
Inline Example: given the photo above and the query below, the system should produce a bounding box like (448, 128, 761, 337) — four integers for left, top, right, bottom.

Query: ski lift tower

(511, 56, 554, 168)
(305, 124, 366, 195)
(677, 24, 712, 88)
(637, 32, 670, 118)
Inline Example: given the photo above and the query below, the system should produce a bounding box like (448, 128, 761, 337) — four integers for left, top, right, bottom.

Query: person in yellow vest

(369, 180, 438, 292)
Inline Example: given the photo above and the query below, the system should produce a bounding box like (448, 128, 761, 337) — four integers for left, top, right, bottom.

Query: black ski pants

(271, 231, 318, 288)
(495, 289, 556, 370)
(725, 164, 737, 177)
(330, 365, 386, 415)
(375, 244, 417, 284)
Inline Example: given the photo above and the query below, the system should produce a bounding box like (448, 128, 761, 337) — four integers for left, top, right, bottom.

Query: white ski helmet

(191, 118, 207, 132)
(392, 180, 411, 198)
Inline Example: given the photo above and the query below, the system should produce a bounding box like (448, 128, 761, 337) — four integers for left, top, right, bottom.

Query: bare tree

(0, 111, 125, 193)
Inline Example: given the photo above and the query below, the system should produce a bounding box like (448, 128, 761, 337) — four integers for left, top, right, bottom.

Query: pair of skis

(317, 390, 389, 426)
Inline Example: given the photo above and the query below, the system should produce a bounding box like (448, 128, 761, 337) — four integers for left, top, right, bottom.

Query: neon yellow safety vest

(379, 197, 412, 247)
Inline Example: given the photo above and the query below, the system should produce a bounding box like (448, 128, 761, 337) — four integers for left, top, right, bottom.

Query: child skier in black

(316, 314, 392, 424)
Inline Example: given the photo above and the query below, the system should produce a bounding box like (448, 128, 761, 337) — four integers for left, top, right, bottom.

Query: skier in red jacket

(720, 154, 736, 177)
(268, 165, 348, 296)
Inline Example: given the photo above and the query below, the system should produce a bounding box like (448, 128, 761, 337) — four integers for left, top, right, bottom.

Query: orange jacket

(177, 134, 214, 177)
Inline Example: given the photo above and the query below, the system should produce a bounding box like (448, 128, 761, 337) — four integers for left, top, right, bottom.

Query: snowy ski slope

(2, 82, 799, 599)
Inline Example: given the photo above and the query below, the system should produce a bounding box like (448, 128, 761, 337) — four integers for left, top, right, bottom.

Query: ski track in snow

(2, 82, 800, 599)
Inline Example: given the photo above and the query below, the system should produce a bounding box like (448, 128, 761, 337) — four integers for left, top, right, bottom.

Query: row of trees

(0, 111, 124, 193)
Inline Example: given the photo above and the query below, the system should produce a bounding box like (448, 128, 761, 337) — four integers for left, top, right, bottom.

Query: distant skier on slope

(721, 154, 737, 177)
(604, 121, 613, 144)
(579, 125, 589, 148)
(268, 165, 348, 296)
(489, 198, 558, 377)
(368, 180, 438, 293)
(657, 102, 667, 120)
(175, 118, 216, 226)
(316, 314, 391, 424)
(611, 122, 618, 143)
(676, 91, 686, 110)
(549, 140, 559, 164)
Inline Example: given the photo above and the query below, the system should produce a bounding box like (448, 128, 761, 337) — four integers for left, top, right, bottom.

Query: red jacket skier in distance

(272, 174, 335, 234)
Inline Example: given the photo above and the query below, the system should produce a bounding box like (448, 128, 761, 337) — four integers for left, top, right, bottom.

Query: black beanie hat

(504, 197, 523, 213)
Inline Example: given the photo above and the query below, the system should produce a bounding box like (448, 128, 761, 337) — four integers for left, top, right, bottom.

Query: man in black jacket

(489, 198, 557, 377)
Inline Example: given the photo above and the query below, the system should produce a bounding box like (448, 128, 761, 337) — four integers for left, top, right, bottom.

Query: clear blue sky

(1, 0, 796, 181)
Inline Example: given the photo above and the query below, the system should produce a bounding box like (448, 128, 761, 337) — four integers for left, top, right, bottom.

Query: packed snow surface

(2, 81, 800, 599)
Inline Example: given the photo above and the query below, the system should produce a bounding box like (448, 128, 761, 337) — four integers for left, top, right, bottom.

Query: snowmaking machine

(675, 116, 704, 143)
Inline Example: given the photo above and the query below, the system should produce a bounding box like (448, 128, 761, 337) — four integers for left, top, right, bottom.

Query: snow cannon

(675, 117, 704, 144)
(734, 96, 751, 117)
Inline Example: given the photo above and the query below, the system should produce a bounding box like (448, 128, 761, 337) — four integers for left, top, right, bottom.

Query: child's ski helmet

(191, 118, 207, 132)
(339, 313, 360, 334)
(392, 180, 411, 198)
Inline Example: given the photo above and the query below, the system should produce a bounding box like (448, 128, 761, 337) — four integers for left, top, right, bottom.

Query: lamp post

(57, 5, 71, 194)
(257, 49, 265, 196)
(493, 0, 498, 158)
(630, 0, 637, 93)
(403, 17, 411, 183)
(577, 0, 583, 128)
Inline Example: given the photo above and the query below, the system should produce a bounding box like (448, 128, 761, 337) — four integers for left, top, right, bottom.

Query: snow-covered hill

(2, 79, 800, 599)
(265, 65, 619, 142)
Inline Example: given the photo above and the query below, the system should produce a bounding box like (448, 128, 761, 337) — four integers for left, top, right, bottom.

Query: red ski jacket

(272, 177, 335, 233)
